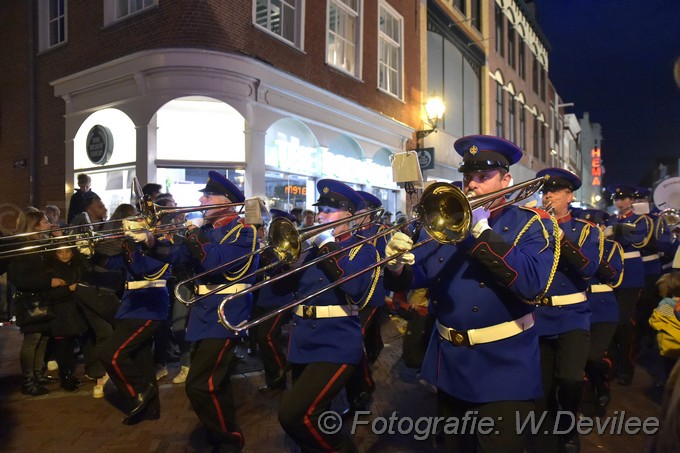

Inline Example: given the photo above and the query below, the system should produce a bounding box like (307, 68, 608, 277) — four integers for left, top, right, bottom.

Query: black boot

(21, 377, 49, 396)
(587, 361, 611, 417)
(34, 369, 59, 385)
(557, 380, 584, 453)
(60, 369, 80, 392)
(122, 383, 158, 424)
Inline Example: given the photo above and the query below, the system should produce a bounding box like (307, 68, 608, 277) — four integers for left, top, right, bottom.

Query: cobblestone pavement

(0, 316, 664, 452)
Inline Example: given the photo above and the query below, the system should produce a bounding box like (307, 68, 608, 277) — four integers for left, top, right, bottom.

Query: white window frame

(253, 0, 305, 50)
(326, 0, 363, 78)
(103, 0, 158, 26)
(39, 0, 67, 52)
(377, 1, 403, 100)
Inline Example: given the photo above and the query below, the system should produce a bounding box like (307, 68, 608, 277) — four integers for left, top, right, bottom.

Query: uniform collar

(212, 213, 240, 229)
(618, 211, 634, 220)
(556, 213, 572, 224)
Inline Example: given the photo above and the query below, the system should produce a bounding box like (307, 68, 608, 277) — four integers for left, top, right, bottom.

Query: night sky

(533, 0, 680, 187)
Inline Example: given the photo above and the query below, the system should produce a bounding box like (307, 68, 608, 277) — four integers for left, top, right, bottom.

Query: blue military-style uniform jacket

(609, 211, 651, 288)
(588, 237, 624, 324)
(355, 222, 388, 309)
(640, 213, 663, 276)
(105, 240, 171, 321)
(286, 233, 379, 366)
(150, 214, 259, 341)
(535, 214, 603, 336)
(649, 213, 675, 275)
(385, 205, 558, 403)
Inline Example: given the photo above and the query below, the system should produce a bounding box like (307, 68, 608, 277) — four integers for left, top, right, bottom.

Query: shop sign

(284, 185, 306, 196)
(417, 147, 435, 170)
(591, 147, 601, 186)
(86, 125, 114, 165)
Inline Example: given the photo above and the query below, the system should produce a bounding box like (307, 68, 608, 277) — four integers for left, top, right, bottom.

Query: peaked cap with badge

(536, 167, 582, 191)
(313, 179, 363, 214)
(199, 171, 245, 203)
(356, 190, 382, 211)
(606, 184, 637, 200)
(454, 135, 524, 173)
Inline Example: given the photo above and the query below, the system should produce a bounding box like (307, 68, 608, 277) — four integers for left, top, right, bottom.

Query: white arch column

(244, 126, 267, 198)
(136, 114, 158, 186)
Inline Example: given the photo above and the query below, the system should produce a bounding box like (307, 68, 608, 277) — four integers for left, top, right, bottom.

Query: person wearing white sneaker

(156, 365, 168, 381)
(172, 366, 190, 384)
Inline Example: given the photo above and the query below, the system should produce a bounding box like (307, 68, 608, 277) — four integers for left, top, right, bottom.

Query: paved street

(0, 316, 665, 452)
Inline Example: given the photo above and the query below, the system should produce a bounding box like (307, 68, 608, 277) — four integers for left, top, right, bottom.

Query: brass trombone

(217, 175, 550, 332)
(172, 207, 384, 306)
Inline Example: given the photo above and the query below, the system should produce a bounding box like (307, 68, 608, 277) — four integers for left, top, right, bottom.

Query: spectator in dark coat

(67, 174, 99, 224)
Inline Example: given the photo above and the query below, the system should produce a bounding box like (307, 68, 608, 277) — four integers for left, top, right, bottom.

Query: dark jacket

(44, 255, 88, 337)
(9, 252, 53, 334)
(67, 189, 98, 224)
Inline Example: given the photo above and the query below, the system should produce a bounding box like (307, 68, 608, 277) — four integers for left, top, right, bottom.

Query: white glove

(123, 219, 151, 243)
(471, 207, 491, 239)
(184, 212, 204, 229)
(603, 225, 614, 238)
(385, 231, 415, 272)
(311, 230, 335, 248)
(75, 241, 93, 257)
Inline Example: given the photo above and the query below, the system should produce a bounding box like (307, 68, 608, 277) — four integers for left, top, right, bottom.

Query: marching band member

(578, 209, 624, 417)
(97, 228, 171, 425)
(143, 171, 259, 453)
(251, 208, 295, 394)
(605, 184, 652, 386)
(277, 179, 379, 453)
(532, 168, 603, 452)
(384, 135, 558, 453)
(342, 190, 388, 415)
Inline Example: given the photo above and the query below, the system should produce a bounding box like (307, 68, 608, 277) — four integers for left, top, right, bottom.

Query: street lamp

(416, 96, 445, 140)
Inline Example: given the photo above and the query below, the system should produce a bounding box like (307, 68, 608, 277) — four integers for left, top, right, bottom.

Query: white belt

(642, 254, 660, 262)
(543, 291, 588, 307)
(436, 313, 534, 347)
(294, 305, 358, 319)
(623, 251, 641, 259)
(590, 284, 613, 293)
(125, 280, 167, 290)
(195, 283, 251, 295)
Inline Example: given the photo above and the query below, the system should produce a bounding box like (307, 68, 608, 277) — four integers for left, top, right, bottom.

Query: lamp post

(416, 96, 446, 144)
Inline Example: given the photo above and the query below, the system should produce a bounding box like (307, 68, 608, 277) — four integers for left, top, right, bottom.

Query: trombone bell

(269, 217, 301, 263)
(416, 183, 472, 244)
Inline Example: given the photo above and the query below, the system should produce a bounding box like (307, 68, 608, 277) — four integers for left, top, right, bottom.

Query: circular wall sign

(85, 125, 114, 165)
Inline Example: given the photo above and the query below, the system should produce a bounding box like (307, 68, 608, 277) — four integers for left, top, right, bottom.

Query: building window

(254, 0, 304, 48)
(540, 68, 546, 101)
(453, 0, 466, 14)
(104, 0, 157, 25)
(496, 82, 505, 138)
(378, 2, 403, 99)
(532, 56, 539, 93)
(495, 5, 504, 57)
(508, 97, 516, 144)
(39, 0, 67, 51)
(327, 0, 362, 77)
(518, 41, 525, 79)
(532, 116, 539, 158)
(519, 105, 526, 149)
(507, 27, 516, 69)
(540, 122, 546, 162)
(470, 0, 481, 30)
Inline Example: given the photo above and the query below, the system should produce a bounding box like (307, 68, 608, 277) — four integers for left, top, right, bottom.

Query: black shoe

(594, 393, 610, 417)
(21, 378, 49, 396)
(560, 434, 580, 453)
(61, 375, 80, 392)
(122, 407, 161, 425)
(258, 373, 286, 394)
(124, 383, 157, 421)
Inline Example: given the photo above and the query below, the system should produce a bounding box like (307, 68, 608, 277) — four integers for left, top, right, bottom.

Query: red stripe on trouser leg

(207, 339, 244, 447)
(303, 364, 348, 451)
(111, 319, 153, 397)
(266, 313, 285, 369)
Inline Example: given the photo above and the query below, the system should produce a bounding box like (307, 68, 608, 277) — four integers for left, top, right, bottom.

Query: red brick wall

(1, 0, 421, 223)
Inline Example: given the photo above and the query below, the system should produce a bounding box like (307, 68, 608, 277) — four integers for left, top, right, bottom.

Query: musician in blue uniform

(144, 171, 259, 452)
(532, 168, 602, 452)
(97, 235, 171, 425)
(578, 209, 624, 416)
(605, 184, 652, 386)
(343, 190, 388, 415)
(252, 208, 295, 394)
(277, 179, 379, 453)
(384, 135, 559, 453)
